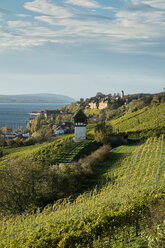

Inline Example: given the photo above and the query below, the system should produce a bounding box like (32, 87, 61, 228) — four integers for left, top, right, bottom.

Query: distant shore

(0, 93, 75, 104)
(0, 102, 67, 129)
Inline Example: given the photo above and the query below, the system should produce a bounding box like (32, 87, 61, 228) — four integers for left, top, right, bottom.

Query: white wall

(55, 129, 65, 135)
(75, 126, 86, 140)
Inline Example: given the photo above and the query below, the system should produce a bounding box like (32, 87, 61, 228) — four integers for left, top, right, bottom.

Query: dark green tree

(94, 122, 113, 144)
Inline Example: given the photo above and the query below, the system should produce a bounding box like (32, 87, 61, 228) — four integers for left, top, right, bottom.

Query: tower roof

(73, 109, 87, 123)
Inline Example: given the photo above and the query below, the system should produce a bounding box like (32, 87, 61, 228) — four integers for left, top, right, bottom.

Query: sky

(0, 0, 165, 99)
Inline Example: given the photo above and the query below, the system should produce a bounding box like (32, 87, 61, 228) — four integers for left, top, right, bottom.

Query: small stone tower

(121, 90, 124, 99)
(74, 109, 87, 140)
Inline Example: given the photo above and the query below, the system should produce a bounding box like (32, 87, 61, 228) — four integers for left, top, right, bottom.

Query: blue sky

(0, 0, 165, 99)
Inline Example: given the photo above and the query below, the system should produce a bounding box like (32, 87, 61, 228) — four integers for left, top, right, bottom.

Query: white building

(74, 110, 87, 140)
(53, 122, 73, 135)
(121, 90, 124, 99)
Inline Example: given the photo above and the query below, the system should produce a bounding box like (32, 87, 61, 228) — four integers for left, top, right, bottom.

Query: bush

(147, 221, 165, 248)
(44, 145, 111, 202)
(0, 137, 6, 147)
(24, 137, 36, 146)
(80, 145, 110, 168)
(32, 127, 54, 143)
(0, 145, 111, 214)
(0, 150, 3, 157)
(94, 122, 113, 144)
(0, 157, 43, 214)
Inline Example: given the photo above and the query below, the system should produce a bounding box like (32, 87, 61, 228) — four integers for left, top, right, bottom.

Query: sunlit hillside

(111, 103, 165, 137)
(0, 136, 164, 248)
(0, 136, 95, 167)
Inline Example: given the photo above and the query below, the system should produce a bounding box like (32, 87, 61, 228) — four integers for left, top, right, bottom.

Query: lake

(0, 103, 67, 130)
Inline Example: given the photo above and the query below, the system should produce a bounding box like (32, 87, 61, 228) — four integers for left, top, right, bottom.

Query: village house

(89, 100, 99, 109)
(53, 122, 73, 135)
(43, 109, 61, 119)
(53, 125, 65, 135)
(0, 132, 30, 140)
(87, 91, 126, 110)
(98, 99, 111, 110)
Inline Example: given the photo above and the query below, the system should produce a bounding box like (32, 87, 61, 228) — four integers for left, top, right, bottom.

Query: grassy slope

(0, 143, 47, 163)
(110, 103, 165, 136)
(81, 143, 139, 191)
(87, 103, 165, 139)
(0, 135, 96, 167)
(85, 109, 101, 116)
(1, 135, 72, 158)
(0, 136, 164, 247)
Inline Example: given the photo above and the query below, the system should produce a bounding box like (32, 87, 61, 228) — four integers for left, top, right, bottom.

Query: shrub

(32, 127, 54, 143)
(0, 149, 3, 157)
(0, 137, 6, 147)
(94, 122, 113, 144)
(0, 144, 110, 214)
(44, 145, 111, 201)
(147, 221, 165, 248)
(0, 156, 43, 214)
(80, 145, 110, 168)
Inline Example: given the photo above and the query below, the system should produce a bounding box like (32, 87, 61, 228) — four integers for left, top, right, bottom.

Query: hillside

(110, 103, 165, 137)
(0, 136, 164, 247)
(0, 136, 102, 214)
(0, 94, 164, 247)
(0, 93, 75, 103)
(0, 136, 96, 167)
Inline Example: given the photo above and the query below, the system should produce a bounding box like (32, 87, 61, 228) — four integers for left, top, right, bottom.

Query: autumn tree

(94, 122, 113, 144)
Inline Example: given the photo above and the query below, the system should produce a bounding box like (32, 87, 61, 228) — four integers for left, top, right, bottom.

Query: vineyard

(110, 103, 165, 137)
(0, 136, 96, 167)
(0, 142, 48, 165)
(0, 135, 164, 247)
(34, 138, 95, 166)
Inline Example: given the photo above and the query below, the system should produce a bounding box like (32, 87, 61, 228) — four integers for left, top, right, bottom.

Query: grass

(49, 140, 95, 164)
(85, 109, 101, 116)
(81, 143, 140, 191)
(0, 143, 47, 166)
(1, 143, 46, 157)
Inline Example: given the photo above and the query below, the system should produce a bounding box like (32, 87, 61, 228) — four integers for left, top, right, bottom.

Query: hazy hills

(0, 93, 75, 103)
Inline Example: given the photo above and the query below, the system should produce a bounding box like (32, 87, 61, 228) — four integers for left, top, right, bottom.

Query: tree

(16, 126, 24, 133)
(94, 122, 113, 144)
(0, 137, 6, 147)
(0, 156, 43, 214)
(55, 115, 62, 125)
(0, 149, 3, 157)
(32, 126, 54, 143)
(6, 139, 15, 147)
(13, 137, 23, 147)
(30, 115, 44, 133)
(1, 127, 12, 134)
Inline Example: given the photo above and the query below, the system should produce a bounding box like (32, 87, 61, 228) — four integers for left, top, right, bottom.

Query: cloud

(0, 8, 9, 15)
(143, 0, 165, 9)
(66, 0, 100, 8)
(24, 0, 72, 18)
(103, 7, 116, 10)
(66, 0, 115, 11)
(0, 8, 9, 21)
(8, 20, 33, 28)
(16, 14, 31, 17)
(0, 0, 165, 56)
(126, 0, 164, 13)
